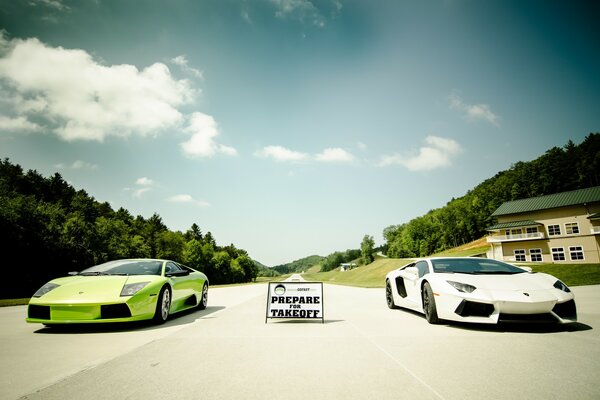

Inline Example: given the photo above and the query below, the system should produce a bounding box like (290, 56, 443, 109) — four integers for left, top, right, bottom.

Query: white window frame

(514, 249, 526, 262)
(526, 227, 538, 234)
(569, 246, 584, 261)
(548, 224, 561, 236)
(529, 248, 542, 262)
(565, 222, 580, 235)
(551, 247, 565, 261)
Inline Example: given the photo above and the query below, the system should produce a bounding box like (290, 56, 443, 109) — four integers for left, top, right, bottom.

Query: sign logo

(274, 284, 286, 295)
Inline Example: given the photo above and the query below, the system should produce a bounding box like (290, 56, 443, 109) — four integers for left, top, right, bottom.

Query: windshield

(431, 258, 526, 275)
(79, 260, 163, 276)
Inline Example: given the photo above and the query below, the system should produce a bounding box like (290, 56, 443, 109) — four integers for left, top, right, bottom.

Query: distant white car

(385, 257, 577, 324)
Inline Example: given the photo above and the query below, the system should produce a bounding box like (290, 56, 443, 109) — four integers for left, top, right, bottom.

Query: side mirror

(399, 266, 419, 280)
(519, 266, 533, 273)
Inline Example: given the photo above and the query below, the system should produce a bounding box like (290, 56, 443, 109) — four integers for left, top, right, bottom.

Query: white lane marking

(347, 320, 447, 400)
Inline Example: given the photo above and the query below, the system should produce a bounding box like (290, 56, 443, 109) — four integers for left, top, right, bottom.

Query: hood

(439, 272, 555, 291)
(35, 275, 154, 304)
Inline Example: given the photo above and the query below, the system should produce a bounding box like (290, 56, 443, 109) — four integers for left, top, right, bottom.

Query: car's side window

(165, 262, 181, 274)
(414, 261, 428, 278)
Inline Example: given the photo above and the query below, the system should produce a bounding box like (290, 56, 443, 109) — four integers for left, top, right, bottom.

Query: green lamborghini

(26, 259, 209, 325)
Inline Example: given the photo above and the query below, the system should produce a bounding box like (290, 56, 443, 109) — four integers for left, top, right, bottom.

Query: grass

(302, 242, 600, 288)
(303, 257, 413, 288)
(523, 263, 600, 287)
(0, 298, 30, 307)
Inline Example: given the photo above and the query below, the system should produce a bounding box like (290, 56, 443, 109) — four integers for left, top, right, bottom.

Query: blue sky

(0, 0, 598, 266)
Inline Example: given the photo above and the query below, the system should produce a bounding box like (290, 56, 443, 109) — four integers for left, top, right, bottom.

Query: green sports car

(26, 259, 209, 325)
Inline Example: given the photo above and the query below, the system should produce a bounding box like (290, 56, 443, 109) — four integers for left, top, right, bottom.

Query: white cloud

(29, 0, 70, 11)
(0, 115, 42, 132)
(256, 145, 356, 163)
(133, 188, 151, 198)
(128, 177, 155, 198)
(315, 147, 355, 162)
(449, 93, 500, 126)
(378, 136, 463, 171)
(55, 160, 98, 170)
(0, 34, 194, 142)
(357, 141, 367, 151)
(136, 177, 154, 186)
(255, 145, 310, 162)
(181, 112, 237, 158)
(270, 0, 326, 27)
(167, 194, 210, 207)
(171, 55, 203, 79)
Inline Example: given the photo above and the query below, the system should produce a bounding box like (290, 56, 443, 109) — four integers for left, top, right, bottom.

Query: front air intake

(101, 304, 132, 319)
(28, 304, 50, 320)
(553, 299, 577, 319)
(455, 300, 494, 318)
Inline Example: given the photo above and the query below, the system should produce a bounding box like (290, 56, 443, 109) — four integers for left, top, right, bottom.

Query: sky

(0, 0, 599, 266)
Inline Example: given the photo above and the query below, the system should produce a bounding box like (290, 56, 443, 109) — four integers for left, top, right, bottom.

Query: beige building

(486, 186, 600, 263)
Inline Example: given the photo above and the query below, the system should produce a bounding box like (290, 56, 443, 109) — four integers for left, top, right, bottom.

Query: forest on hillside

(0, 159, 257, 298)
(383, 133, 600, 258)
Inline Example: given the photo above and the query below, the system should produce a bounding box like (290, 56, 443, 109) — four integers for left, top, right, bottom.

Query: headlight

(553, 280, 571, 293)
(120, 282, 150, 296)
(33, 282, 60, 297)
(447, 281, 476, 293)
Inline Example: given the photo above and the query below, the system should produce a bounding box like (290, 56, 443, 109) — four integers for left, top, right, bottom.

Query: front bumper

(435, 288, 577, 324)
(26, 300, 155, 324)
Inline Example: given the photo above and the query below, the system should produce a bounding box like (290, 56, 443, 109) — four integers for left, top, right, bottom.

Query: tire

(198, 282, 208, 310)
(153, 286, 171, 324)
(386, 280, 398, 309)
(422, 282, 440, 324)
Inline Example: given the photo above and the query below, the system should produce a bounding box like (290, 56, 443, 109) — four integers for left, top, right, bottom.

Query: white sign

(266, 282, 324, 323)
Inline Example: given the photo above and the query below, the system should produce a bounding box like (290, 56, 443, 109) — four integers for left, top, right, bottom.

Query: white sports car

(385, 257, 577, 324)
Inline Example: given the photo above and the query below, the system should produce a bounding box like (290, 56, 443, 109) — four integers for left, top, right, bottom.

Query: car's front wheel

(198, 282, 208, 310)
(386, 280, 397, 309)
(422, 282, 440, 324)
(153, 286, 171, 324)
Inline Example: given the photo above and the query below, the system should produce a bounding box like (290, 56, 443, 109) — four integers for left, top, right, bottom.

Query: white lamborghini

(385, 257, 577, 324)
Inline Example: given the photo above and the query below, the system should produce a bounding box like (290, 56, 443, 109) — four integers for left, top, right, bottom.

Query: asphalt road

(1, 284, 599, 400)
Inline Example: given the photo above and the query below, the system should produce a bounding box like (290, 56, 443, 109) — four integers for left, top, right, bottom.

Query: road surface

(1, 284, 599, 400)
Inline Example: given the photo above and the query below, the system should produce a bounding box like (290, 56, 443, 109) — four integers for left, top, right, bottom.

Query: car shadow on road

(448, 321, 592, 334)
(33, 305, 226, 334)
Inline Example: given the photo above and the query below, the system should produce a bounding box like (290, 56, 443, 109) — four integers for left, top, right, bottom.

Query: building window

(526, 227, 538, 234)
(548, 225, 561, 236)
(565, 222, 580, 235)
(529, 248, 542, 262)
(569, 246, 584, 261)
(514, 249, 526, 262)
(552, 247, 565, 261)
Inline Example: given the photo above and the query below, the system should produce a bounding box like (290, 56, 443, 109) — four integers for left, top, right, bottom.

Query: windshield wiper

(78, 272, 128, 276)
(472, 271, 520, 275)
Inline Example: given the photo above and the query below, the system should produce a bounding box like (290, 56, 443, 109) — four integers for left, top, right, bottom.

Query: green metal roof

(491, 186, 600, 217)
(486, 220, 542, 231)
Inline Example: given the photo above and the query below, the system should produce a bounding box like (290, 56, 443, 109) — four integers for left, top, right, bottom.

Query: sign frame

(265, 281, 324, 323)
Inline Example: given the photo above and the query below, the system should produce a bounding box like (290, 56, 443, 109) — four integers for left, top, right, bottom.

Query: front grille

(100, 304, 131, 319)
(499, 313, 557, 323)
(28, 304, 50, 320)
(455, 300, 494, 317)
(552, 299, 577, 319)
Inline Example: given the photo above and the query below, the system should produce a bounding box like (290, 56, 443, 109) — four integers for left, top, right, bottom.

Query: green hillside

(272, 255, 325, 274)
(303, 238, 600, 287)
